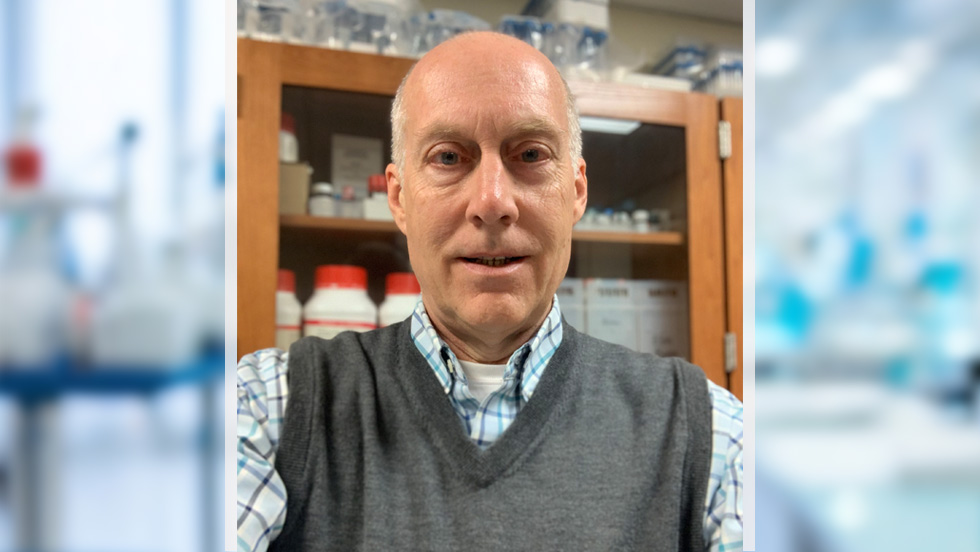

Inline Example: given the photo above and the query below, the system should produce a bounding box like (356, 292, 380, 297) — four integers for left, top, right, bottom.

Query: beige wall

(422, 0, 742, 68)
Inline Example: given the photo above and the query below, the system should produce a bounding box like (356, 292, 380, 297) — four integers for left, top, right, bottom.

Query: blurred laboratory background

(0, 1, 225, 551)
(756, 0, 980, 551)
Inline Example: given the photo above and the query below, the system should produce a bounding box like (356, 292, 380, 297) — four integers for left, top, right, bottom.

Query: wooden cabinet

(238, 38, 738, 391)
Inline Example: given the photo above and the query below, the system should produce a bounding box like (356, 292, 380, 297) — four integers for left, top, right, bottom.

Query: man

(238, 31, 742, 551)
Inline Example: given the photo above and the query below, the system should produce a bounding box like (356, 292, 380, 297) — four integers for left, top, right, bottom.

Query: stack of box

(557, 278, 689, 358)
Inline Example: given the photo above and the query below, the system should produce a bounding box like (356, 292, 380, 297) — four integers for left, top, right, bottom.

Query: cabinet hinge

(724, 332, 737, 374)
(718, 121, 732, 160)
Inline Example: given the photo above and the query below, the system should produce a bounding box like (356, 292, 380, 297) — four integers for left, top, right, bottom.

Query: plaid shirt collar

(409, 295, 564, 403)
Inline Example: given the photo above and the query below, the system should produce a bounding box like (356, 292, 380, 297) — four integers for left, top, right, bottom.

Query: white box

(583, 278, 636, 350)
(556, 277, 585, 331)
(633, 280, 689, 358)
(363, 194, 393, 221)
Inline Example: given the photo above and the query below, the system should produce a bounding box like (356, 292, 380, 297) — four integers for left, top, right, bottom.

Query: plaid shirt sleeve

(704, 380, 744, 552)
(237, 349, 290, 552)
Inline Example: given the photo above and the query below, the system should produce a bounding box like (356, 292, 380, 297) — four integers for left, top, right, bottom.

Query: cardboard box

(583, 278, 636, 350)
(279, 162, 312, 215)
(633, 280, 689, 358)
(556, 277, 586, 331)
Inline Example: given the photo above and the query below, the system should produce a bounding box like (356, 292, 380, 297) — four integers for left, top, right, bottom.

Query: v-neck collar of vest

(393, 321, 578, 488)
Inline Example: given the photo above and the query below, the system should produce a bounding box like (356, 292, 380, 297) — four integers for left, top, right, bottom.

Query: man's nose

(465, 154, 519, 227)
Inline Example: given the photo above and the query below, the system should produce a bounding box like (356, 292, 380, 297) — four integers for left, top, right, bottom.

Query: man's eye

(438, 151, 460, 165)
(520, 149, 541, 163)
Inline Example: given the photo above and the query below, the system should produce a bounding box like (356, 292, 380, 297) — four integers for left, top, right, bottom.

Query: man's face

(387, 38, 587, 356)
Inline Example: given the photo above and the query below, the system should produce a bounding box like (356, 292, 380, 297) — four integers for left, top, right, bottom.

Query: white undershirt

(457, 359, 507, 403)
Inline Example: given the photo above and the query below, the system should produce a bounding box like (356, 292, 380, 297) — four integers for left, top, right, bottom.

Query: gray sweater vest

(271, 321, 712, 551)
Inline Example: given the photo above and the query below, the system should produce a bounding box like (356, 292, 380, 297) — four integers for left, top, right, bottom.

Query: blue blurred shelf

(0, 348, 224, 401)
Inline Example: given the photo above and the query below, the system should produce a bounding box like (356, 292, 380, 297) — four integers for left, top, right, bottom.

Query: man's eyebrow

(415, 119, 564, 143)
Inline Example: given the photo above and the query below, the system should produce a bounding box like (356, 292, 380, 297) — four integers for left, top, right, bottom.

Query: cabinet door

(721, 97, 743, 400)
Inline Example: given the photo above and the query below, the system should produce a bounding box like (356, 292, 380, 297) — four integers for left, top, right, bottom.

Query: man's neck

(425, 307, 551, 365)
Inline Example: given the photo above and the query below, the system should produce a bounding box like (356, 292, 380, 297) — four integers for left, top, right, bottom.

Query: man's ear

(386, 163, 408, 235)
(572, 157, 588, 222)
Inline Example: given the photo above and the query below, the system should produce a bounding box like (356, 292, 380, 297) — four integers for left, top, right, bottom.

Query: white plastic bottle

(379, 272, 421, 327)
(279, 112, 298, 163)
(304, 265, 377, 339)
(275, 269, 302, 350)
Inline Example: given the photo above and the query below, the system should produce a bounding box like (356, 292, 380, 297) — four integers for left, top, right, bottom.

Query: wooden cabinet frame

(238, 38, 729, 388)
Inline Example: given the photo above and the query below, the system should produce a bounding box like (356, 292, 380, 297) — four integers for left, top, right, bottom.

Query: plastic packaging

(276, 269, 303, 350)
(411, 9, 491, 55)
(303, 265, 377, 339)
(698, 47, 743, 97)
(309, 181, 336, 216)
(279, 112, 299, 163)
(244, 0, 302, 42)
(379, 272, 421, 327)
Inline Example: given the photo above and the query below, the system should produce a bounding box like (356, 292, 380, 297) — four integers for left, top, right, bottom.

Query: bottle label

(304, 319, 376, 340)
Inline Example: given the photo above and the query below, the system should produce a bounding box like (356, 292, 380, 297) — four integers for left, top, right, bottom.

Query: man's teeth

(471, 257, 515, 267)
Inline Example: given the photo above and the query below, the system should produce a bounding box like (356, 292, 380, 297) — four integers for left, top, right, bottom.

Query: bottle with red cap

(379, 272, 421, 327)
(279, 112, 298, 163)
(276, 269, 303, 350)
(303, 265, 377, 339)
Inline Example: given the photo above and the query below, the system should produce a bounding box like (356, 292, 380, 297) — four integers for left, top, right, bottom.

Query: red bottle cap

(315, 265, 367, 290)
(281, 112, 295, 134)
(277, 269, 295, 292)
(386, 272, 420, 295)
(368, 174, 387, 195)
(5, 144, 42, 187)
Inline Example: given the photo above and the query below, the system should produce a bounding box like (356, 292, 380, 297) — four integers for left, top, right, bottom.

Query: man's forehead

(413, 117, 564, 143)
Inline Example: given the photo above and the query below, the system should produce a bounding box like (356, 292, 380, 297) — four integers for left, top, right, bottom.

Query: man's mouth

(462, 256, 526, 268)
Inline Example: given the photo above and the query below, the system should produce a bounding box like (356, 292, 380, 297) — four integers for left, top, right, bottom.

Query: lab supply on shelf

(649, 40, 707, 82)
(697, 47, 743, 97)
(412, 9, 491, 55)
(632, 209, 650, 232)
(308, 181, 336, 216)
(633, 280, 689, 358)
(278, 162, 312, 215)
(521, 0, 610, 30)
(583, 278, 637, 350)
(303, 265, 377, 339)
(242, 0, 301, 42)
(379, 272, 421, 327)
(336, 184, 363, 218)
(279, 112, 299, 163)
(276, 269, 302, 350)
(556, 278, 585, 331)
(612, 211, 632, 231)
(363, 173, 392, 221)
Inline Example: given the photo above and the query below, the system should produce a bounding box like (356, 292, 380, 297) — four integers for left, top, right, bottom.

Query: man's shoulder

(286, 321, 411, 378)
(565, 324, 706, 382)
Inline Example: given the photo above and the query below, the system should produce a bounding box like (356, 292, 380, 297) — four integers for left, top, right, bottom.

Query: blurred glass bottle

(0, 108, 71, 369)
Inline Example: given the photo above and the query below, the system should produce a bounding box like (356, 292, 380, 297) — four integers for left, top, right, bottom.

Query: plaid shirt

(238, 297, 744, 552)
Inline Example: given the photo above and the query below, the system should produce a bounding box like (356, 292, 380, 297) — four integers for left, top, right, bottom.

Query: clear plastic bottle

(379, 272, 421, 327)
(303, 265, 377, 339)
(276, 269, 302, 350)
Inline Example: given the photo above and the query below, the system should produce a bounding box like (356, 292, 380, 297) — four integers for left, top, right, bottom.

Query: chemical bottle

(276, 269, 302, 350)
(279, 112, 298, 163)
(379, 272, 421, 327)
(304, 265, 377, 339)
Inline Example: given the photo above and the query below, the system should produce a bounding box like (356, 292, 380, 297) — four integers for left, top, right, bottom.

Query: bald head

(390, 32, 581, 171)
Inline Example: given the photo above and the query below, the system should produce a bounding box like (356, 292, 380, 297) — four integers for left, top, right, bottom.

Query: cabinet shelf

(279, 214, 684, 245)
